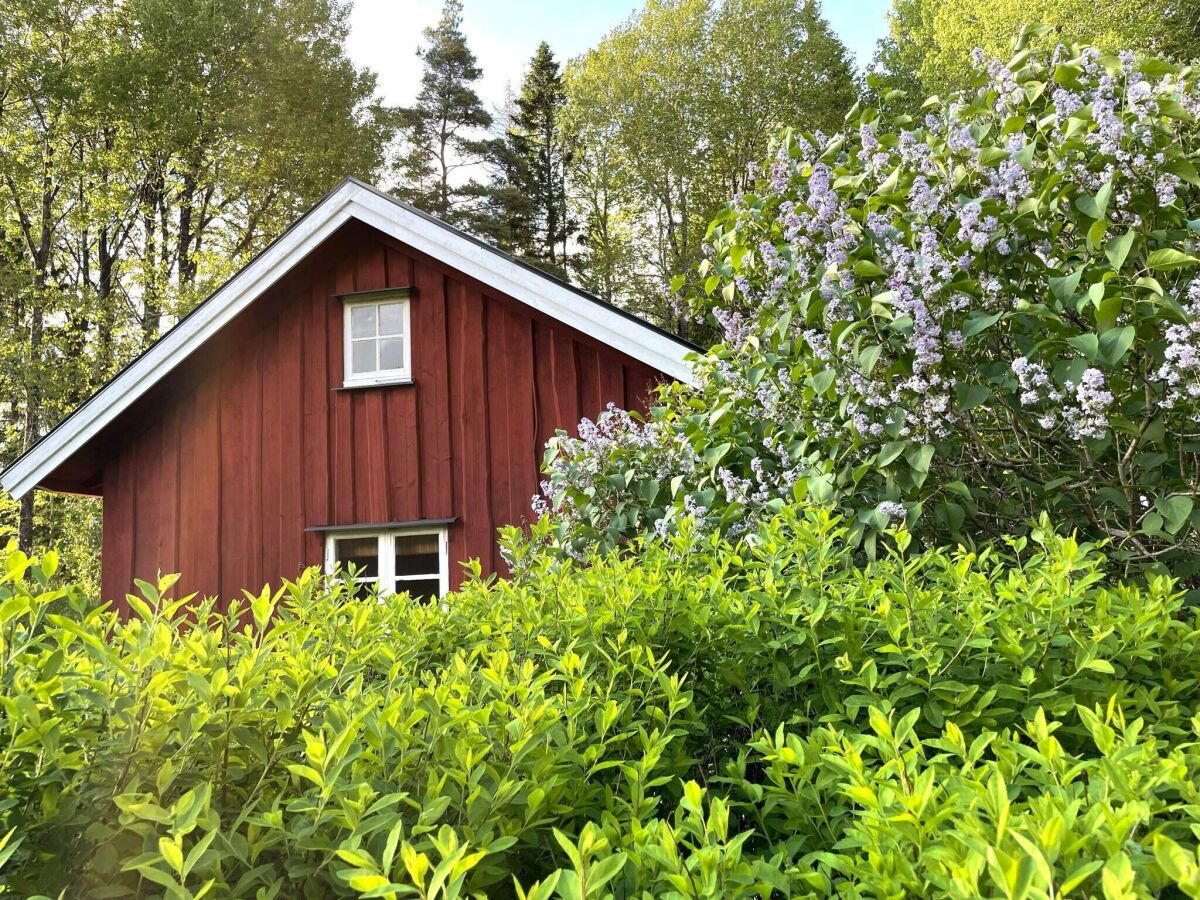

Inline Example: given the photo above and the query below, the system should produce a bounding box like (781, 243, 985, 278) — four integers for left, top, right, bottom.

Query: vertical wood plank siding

(99, 223, 671, 607)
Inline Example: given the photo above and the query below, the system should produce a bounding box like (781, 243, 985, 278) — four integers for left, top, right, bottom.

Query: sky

(346, 0, 893, 112)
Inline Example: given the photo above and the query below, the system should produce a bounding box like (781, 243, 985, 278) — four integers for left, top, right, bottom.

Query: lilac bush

(542, 29, 1200, 575)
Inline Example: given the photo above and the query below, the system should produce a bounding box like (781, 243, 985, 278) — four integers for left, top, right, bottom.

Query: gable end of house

(0, 177, 696, 501)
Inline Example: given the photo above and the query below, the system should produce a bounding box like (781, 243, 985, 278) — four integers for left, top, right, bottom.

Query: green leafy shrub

(540, 33, 1200, 577)
(5, 508, 1200, 896)
(0, 550, 692, 898)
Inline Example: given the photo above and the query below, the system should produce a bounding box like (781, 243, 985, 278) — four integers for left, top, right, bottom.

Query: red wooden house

(0, 178, 693, 608)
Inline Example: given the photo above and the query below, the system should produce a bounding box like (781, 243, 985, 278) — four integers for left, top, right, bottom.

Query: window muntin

(324, 527, 448, 601)
(343, 293, 411, 386)
(330, 536, 379, 599)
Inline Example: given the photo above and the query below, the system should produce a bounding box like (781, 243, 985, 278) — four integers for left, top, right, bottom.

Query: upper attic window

(343, 290, 411, 387)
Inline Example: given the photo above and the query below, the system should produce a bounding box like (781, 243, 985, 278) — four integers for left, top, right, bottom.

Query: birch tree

(564, 0, 856, 334)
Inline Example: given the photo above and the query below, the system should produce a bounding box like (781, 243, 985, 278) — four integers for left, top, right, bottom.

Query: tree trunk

(142, 202, 159, 345)
(545, 119, 557, 265)
(17, 300, 40, 550)
(18, 169, 54, 553)
(93, 223, 117, 382)
(178, 168, 197, 287)
(438, 120, 451, 219)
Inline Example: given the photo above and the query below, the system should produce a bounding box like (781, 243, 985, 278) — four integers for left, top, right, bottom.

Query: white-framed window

(343, 291, 412, 387)
(323, 526, 448, 601)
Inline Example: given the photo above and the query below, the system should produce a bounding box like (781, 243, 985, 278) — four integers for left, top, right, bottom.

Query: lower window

(324, 527, 448, 601)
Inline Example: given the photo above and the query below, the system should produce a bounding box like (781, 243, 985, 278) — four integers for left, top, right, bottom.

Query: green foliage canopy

(874, 0, 1199, 99)
(563, 0, 857, 331)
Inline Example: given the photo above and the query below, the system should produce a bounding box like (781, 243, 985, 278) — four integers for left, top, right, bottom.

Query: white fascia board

(0, 185, 363, 500)
(0, 180, 695, 500)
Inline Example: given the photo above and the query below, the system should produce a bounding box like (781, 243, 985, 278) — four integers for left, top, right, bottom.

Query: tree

(569, 133, 639, 304)
(564, 0, 856, 335)
(0, 0, 107, 553)
(876, 0, 1190, 99)
(866, 0, 927, 106)
(98, 0, 388, 337)
(390, 0, 495, 228)
(484, 42, 572, 277)
(0, 0, 389, 567)
(1159, 3, 1200, 62)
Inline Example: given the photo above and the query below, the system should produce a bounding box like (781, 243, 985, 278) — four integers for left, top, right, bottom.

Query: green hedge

(3, 510, 1200, 897)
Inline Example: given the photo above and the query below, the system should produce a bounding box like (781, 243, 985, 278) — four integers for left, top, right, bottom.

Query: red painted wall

(97, 221, 667, 607)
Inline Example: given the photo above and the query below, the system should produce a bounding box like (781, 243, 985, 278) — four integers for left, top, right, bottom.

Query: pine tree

(391, 0, 496, 226)
(485, 42, 571, 276)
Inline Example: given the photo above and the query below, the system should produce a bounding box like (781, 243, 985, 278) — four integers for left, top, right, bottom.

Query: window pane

(397, 578, 440, 602)
(351, 339, 376, 375)
(350, 304, 377, 339)
(395, 533, 440, 577)
(379, 337, 406, 372)
(335, 537, 378, 578)
(379, 302, 406, 335)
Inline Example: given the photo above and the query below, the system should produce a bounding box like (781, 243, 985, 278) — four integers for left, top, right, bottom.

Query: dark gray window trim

(331, 379, 415, 392)
(306, 517, 457, 534)
(336, 286, 413, 301)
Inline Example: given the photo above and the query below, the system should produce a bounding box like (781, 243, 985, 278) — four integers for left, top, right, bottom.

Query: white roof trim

(1, 179, 695, 500)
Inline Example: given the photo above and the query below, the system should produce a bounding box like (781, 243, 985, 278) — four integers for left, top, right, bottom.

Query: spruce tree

(391, 0, 495, 226)
(485, 42, 571, 275)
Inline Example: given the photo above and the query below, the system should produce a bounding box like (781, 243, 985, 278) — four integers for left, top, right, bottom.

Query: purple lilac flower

(909, 175, 940, 218)
(1063, 369, 1114, 440)
(982, 54, 1024, 115)
(683, 494, 708, 520)
(1092, 77, 1126, 157)
(1052, 88, 1083, 124)
(858, 123, 880, 160)
(714, 307, 751, 349)
(957, 202, 998, 250)
(1157, 277, 1200, 419)
(717, 467, 752, 504)
(985, 159, 1031, 209)
(802, 329, 832, 360)
(947, 125, 977, 153)
(1157, 174, 1180, 206)
(1012, 357, 1057, 405)
(897, 130, 936, 175)
(1127, 76, 1158, 122)
(1013, 355, 1112, 441)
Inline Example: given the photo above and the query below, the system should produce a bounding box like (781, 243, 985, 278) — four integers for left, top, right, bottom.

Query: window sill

(335, 378, 415, 392)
